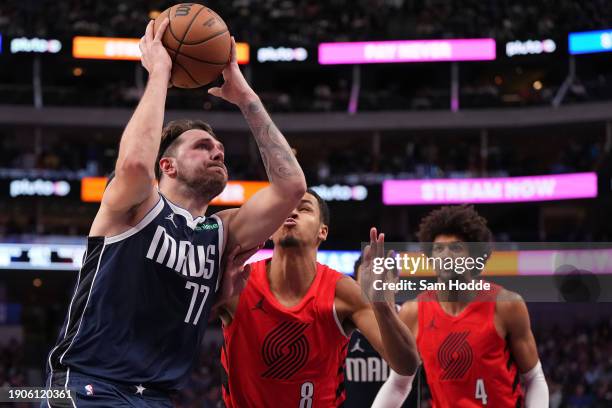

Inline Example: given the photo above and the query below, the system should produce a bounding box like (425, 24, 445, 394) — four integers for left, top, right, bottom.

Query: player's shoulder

(211, 208, 235, 249)
(398, 300, 419, 326)
(334, 275, 362, 300)
(214, 208, 238, 223)
(495, 288, 530, 326)
(318, 262, 344, 278)
(496, 287, 524, 302)
(91, 190, 161, 237)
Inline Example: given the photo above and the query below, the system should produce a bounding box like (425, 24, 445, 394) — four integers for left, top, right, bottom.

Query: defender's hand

(360, 228, 398, 304)
(208, 37, 256, 104)
(139, 19, 172, 77)
(214, 243, 262, 308)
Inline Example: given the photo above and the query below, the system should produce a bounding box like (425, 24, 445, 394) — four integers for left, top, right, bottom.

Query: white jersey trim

(210, 214, 225, 292)
(58, 243, 106, 365)
(104, 197, 164, 244)
(333, 302, 349, 338)
(46, 247, 87, 404)
(164, 195, 206, 230)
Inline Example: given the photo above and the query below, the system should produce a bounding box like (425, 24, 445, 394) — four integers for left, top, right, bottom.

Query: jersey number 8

(299, 381, 314, 408)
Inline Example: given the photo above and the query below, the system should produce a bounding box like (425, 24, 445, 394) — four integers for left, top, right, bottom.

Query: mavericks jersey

(221, 260, 349, 407)
(417, 283, 523, 407)
(344, 306, 412, 408)
(47, 194, 224, 392)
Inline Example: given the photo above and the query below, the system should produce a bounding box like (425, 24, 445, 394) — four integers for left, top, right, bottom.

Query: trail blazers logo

(261, 321, 310, 379)
(438, 331, 473, 380)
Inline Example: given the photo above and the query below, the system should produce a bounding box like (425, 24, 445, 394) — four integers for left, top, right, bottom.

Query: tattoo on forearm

(241, 101, 301, 181)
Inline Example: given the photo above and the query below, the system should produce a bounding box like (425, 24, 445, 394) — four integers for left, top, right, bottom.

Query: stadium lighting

(318, 38, 496, 65)
(569, 29, 612, 55)
(383, 172, 597, 205)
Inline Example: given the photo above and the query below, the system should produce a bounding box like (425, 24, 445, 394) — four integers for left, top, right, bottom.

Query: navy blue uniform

(344, 330, 416, 407)
(45, 194, 224, 407)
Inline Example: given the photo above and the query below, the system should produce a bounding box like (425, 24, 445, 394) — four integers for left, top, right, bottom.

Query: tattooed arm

(209, 38, 307, 251)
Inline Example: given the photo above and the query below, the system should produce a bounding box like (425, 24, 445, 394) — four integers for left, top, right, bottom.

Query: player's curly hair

(417, 205, 493, 272)
(155, 119, 218, 180)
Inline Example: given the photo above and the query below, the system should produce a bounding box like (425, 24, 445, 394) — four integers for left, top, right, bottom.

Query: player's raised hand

(214, 243, 263, 308)
(139, 18, 172, 77)
(208, 37, 256, 104)
(360, 227, 398, 304)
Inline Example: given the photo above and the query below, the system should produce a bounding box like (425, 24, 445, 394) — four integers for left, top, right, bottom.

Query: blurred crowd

(309, 138, 603, 184)
(173, 342, 223, 408)
(2, 0, 611, 44)
(540, 318, 612, 407)
(2, 2, 612, 111)
(0, 133, 603, 183)
(0, 338, 26, 391)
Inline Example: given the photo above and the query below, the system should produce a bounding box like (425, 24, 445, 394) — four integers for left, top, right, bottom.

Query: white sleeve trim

(104, 197, 164, 244)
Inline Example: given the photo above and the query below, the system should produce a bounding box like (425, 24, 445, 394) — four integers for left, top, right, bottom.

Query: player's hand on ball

(214, 243, 263, 308)
(360, 228, 398, 304)
(208, 37, 256, 104)
(139, 18, 172, 77)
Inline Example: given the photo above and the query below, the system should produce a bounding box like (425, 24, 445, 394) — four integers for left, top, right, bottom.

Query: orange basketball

(154, 3, 231, 88)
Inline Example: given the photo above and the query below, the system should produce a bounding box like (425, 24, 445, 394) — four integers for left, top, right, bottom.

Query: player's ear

(159, 157, 177, 177)
(318, 224, 328, 242)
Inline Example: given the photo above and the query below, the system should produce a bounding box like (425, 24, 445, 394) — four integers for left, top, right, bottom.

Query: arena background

(0, 1, 611, 407)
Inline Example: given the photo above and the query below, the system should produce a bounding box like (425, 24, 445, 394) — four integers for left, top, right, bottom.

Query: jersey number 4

(184, 282, 210, 325)
(475, 378, 488, 405)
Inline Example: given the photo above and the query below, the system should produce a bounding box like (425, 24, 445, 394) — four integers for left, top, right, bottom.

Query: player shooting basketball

(217, 189, 419, 407)
(372, 205, 549, 408)
(44, 18, 306, 407)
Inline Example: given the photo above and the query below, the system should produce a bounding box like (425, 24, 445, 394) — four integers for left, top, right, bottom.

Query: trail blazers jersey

(221, 260, 349, 407)
(417, 283, 523, 407)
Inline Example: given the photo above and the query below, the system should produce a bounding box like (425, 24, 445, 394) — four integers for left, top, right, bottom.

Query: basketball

(154, 3, 231, 88)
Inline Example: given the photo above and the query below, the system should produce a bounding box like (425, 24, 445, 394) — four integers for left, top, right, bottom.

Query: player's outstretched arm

(336, 228, 420, 376)
(209, 38, 306, 250)
(101, 19, 171, 214)
(498, 292, 549, 408)
(372, 301, 420, 408)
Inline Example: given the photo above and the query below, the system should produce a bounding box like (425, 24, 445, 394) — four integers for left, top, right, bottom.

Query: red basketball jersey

(221, 260, 349, 407)
(416, 283, 523, 407)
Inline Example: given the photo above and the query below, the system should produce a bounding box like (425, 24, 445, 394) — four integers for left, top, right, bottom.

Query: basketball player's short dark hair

(155, 119, 217, 180)
(353, 256, 363, 280)
(417, 205, 493, 272)
(306, 188, 330, 227)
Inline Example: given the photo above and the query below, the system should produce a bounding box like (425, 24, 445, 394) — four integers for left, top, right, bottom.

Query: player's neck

(159, 183, 209, 218)
(436, 279, 478, 316)
(268, 247, 318, 306)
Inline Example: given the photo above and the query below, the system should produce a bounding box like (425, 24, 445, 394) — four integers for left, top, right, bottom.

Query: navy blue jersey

(47, 194, 224, 392)
(344, 321, 415, 407)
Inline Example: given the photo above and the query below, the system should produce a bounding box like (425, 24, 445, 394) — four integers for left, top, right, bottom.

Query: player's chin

(198, 174, 227, 197)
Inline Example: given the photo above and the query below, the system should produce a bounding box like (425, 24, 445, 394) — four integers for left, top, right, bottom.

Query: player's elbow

(274, 176, 307, 202)
(291, 177, 307, 199)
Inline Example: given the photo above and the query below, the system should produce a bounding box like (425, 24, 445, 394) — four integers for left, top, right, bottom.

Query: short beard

(178, 171, 226, 202)
(278, 236, 300, 248)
